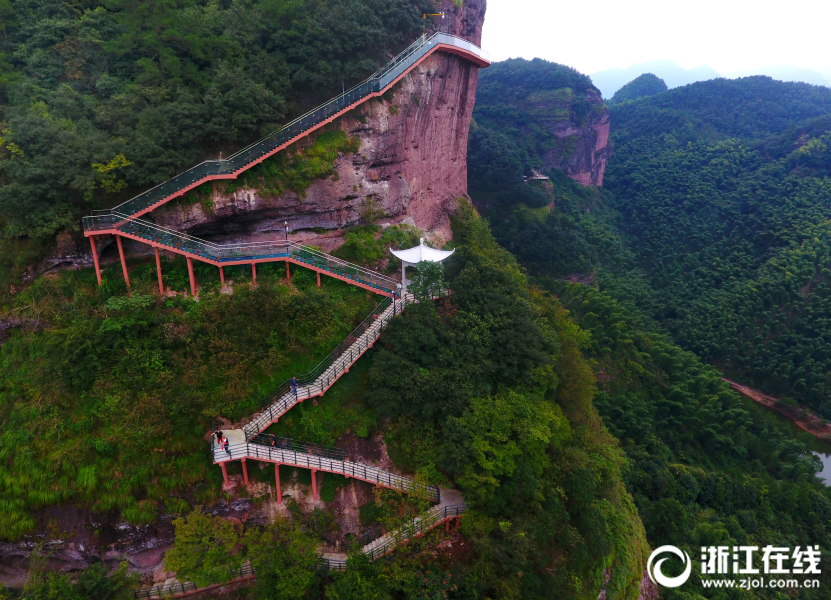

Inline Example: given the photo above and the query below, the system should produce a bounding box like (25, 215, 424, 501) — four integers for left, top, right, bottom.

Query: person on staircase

(216, 432, 229, 455)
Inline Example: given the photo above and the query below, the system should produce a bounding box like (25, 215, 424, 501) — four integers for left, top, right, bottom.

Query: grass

(228, 130, 360, 198)
(0, 256, 379, 540)
(262, 354, 378, 447)
(331, 224, 421, 270)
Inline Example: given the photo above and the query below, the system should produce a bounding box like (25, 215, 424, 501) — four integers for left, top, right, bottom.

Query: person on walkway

(290, 377, 298, 397)
(223, 435, 230, 455)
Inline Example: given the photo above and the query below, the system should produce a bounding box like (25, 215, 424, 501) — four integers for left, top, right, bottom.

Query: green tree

(408, 260, 447, 302)
(608, 73, 667, 104)
(325, 552, 388, 600)
(75, 563, 137, 600)
(245, 519, 320, 600)
(20, 573, 81, 600)
(164, 507, 244, 587)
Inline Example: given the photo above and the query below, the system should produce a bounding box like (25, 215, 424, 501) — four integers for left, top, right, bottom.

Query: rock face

(544, 92, 611, 186)
(472, 57, 612, 189)
(150, 0, 487, 248)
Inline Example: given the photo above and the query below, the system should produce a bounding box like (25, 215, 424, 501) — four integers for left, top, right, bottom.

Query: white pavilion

(390, 238, 454, 291)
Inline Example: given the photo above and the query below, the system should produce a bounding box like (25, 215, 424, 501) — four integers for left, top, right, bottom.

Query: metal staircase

(84, 32, 489, 227)
(214, 441, 440, 503)
(242, 293, 410, 440)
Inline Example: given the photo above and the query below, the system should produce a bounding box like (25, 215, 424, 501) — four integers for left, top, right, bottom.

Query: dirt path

(722, 378, 831, 442)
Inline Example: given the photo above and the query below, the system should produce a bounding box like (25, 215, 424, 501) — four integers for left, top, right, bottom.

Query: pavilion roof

(390, 238, 454, 264)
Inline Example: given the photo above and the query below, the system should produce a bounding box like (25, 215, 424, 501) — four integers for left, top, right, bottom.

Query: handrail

(353, 525, 384, 548)
(216, 441, 440, 502)
(242, 294, 411, 440)
(133, 562, 254, 599)
(83, 32, 489, 224)
(249, 433, 347, 461)
(81, 212, 399, 294)
(361, 505, 466, 561)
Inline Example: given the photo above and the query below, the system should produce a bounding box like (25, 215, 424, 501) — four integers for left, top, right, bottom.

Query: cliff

(471, 57, 612, 187)
(144, 0, 488, 251)
(539, 89, 611, 186)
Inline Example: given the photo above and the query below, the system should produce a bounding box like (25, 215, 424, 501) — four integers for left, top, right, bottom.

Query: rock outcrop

(471, 57, 612, 189)
(542, 91, 611, 186)
(148, 0, 487, 249)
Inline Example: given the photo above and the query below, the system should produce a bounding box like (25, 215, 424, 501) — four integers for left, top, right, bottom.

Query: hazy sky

(481, 0, 831, 76)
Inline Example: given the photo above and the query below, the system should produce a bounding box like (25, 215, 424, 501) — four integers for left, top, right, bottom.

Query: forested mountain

(608, 73, 667, 105)
(606, 77, 831, 416)
(5, 1, 831, 598)
(470, 58, 611, 188)
(0, 3, 654, 598)
(468, 60, 831, 599)
(0, 0, 428, 239)
(0, 204, 653, 599)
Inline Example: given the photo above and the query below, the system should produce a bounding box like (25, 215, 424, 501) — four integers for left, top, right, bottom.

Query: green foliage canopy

(608, 73, 667, 105)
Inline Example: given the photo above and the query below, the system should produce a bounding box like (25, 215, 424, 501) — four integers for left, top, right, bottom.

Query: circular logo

(647, 545, 692, 588)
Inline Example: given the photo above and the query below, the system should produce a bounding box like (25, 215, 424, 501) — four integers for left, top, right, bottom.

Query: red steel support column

(116, 235, 130, 288)
(316, 271, 321, 288)
(220, 463, 230, 488)
(252, 263, 256, 285)
(445, 520, 450, 533)
(241, 458, 249, 487)
(219, 266, 225, 284)
(455, 517, 461, 530)
(285, 260, 291, 284)
(154, 247, 164, 294)
(275, 464, 282, 504)
(89, 235, 102, 286)
(311, 469, 318, 501)
(187, 257, 196, 297)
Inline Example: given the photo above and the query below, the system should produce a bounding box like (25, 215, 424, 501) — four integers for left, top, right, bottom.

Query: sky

(481, 0, 831, 77)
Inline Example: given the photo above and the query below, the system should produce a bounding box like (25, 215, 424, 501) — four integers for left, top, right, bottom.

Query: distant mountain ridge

(592, 60, 831, 99)
(724, 65, 829, 87)
(591, 60, 720, 98)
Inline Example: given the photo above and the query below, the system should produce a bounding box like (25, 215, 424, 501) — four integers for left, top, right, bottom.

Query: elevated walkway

(83, 212, 399, 296)
(111, 32, 484, 593)
(213, 438, 439, 503)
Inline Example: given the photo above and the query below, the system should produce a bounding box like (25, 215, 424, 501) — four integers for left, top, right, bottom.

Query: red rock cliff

(151, 0, 488, 249)
(544, 90, 611, 186)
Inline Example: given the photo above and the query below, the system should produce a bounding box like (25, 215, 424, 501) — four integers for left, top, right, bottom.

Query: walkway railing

(361, 505, 466, 561)
(82, 212, 398, 294)
(133, 563, 254, 599)
(249, 434, 347, 461)
(84, 32, 489, 225)
(214, 441, 440, 503)
(243, 293, 411, 440)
